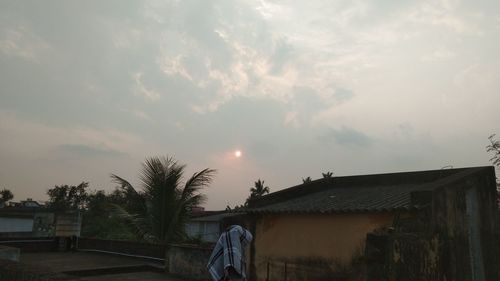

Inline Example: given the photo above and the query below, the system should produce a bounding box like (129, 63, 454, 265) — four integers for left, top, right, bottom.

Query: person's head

(221, 215, 244, 231)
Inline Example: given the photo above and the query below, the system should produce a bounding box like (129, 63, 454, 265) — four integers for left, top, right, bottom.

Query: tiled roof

(190, 212, 240, 222)
(246, 166, 494, 214)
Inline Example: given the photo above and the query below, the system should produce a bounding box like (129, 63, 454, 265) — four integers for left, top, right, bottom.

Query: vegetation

(108, 156, 215, 243)
(245, 179, 270, 205)
(46, 182, 89, 211)
(81, 189, 136, 240)
(486, 134, 500, 190)
(302, 176, 312, 183)
(44, 156, 215, 243)
(0, 188, 13, 204)
(322, 171, 334, 178)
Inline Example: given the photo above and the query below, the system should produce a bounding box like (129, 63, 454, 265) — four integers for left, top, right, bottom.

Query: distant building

(7, 198, 43, 208)
(0, 206, 80, 238)
(185, 211, 239, 243)
(190, 206, 205, 213)
(0, 208, 55, 237)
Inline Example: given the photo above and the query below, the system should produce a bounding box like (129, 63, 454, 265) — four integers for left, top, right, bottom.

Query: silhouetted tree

(0, 188, 13, 205)
(322, 172, 333, 178)
(487, 134, 500, 190)
(46, 182, 89, 211)
(81, 190, 135, 240)
(245, 179, 270, 205)
(109, 156, 215, 243)
(302, 177, 312, 184)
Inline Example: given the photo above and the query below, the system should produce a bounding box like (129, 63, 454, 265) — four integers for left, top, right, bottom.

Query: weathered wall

(167, 244, 213, 281)
(252, 213, 395, 281)
(428, 168, 499, 281)
(365, 167, 500, 281)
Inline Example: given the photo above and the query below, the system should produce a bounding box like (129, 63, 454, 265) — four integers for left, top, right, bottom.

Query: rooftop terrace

(20, 251, 182, 281)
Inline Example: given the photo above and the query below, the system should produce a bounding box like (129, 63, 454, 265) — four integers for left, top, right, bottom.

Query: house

(242, 166, 499, 281)
(0, 207, 55, 238)
(186, 211, 239, 243)
(0, 207, 81, 238)
(7, 198, 43, 208)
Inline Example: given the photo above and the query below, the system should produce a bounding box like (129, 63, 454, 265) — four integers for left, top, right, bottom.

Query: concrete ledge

(0, 245, 20, 262)
(0, 258, 76, 281)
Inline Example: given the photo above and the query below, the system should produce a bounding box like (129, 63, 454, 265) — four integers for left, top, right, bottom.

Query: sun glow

(235, 150, 242, 158)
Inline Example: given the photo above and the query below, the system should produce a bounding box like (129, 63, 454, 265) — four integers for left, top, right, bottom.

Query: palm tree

(109, 156, 215, 243)
(251, 179, 270, 197)
(302, 176, 312, 183)
(245, 179, 270, 205)
(322, 172, 333, 178)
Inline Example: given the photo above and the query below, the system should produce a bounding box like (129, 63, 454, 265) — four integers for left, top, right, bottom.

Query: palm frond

(110, 174, 138, 194)
(106, 203, 156, 243)
(181, 168, 216, 201)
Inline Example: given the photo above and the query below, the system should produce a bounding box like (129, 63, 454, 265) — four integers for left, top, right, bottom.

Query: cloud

(133, 72, 160, 101)
(407, 0, 482, 35)
(0, 26, 50, 61)
(55, 144, 127, 158)
(333, 87, 355, 102)
(421, 47, 456, 62)
(319, 126, 374, 147)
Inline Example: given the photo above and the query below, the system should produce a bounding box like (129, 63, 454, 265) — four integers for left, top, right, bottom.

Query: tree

(109, 156, 215, 243)
(487, 134, 500, 190)
(0, 188, 13, 204)
(81, 190, 135, 240)
(46, 182, 89, 211)
(245, 179, 270, 205)
(322, 172, 333, 178)
(487, 134, 500, 168)
(302, 176, 312, 184)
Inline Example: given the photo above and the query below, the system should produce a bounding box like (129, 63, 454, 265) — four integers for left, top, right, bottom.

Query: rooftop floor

(21, 251, 185, 281)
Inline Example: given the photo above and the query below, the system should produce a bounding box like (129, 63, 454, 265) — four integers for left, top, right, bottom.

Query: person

(207, 219, 253, 281)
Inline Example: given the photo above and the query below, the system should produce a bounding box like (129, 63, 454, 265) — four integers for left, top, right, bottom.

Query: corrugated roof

(246, 166, 494, 214)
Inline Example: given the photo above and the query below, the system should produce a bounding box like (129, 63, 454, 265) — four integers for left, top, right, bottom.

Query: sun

(234, 150, 242, 158)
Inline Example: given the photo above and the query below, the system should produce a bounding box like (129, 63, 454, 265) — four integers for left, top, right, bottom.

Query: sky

(1, 0, 500, 210)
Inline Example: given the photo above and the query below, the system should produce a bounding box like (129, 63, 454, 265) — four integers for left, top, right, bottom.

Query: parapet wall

(167, 243, 213, 281)
(0, 245, 20, 262)
(77, 237, 167, 259)
(0, 258, 75, 281)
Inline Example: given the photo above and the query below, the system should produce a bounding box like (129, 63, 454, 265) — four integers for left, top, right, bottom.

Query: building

(243, 166, 499, 281)
(185, 211, 239, 243)
(0, 207, 81, 238)
(0, 207, 55, 238)
(7, 198, 43, 208)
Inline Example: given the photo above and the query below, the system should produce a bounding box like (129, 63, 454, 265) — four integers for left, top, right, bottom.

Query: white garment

(207, 225, 253, 281)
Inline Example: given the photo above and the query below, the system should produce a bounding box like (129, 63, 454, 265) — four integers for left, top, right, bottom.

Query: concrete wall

(76, 238, 215, 280)
(55, 212, 81, 237)
(77, 238, 167, 259)
(0, 245, 20, 262)
(365, 167, 500, 281)
(251, 213, 395, 281)
(0, 258, 75, 281)
(167, 244, 213, 280)
(0, 237, 58, 253)
(0, 217, 33, 233)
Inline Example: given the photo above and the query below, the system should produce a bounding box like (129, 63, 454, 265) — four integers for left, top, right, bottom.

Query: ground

(21, 251, 187, 281)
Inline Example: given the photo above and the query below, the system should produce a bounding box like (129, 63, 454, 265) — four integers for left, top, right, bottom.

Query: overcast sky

(1, 0, 499, 209)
